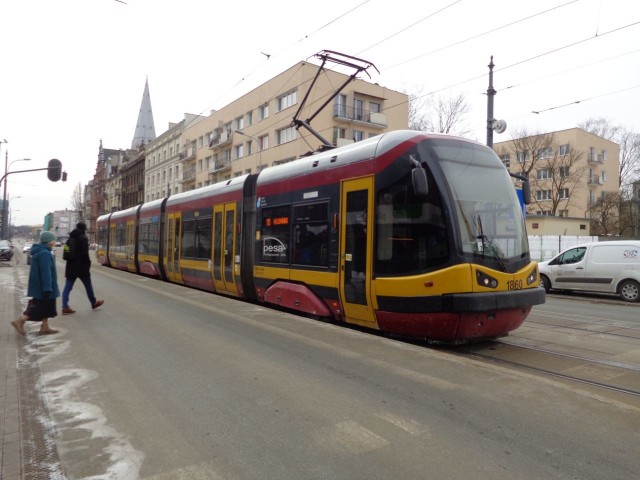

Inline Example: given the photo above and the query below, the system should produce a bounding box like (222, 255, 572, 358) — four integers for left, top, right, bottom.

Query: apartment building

(144, 61, 408, 198)
(145, 113, 206, 201)
(494, 128, 620, 235)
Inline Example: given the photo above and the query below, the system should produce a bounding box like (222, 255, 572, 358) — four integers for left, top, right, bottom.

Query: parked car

(22, 242, 33, 254)
(538, 240, 640, 302)
(0, 240, 14, 262)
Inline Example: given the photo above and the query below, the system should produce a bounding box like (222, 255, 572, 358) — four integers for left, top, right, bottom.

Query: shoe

(92, 300, 104, 310)
(62, 307, 76, 315)
(11, 319, 26, 336)
(39, 329, 59, 335)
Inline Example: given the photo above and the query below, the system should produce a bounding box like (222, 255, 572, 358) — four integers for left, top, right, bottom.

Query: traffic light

(47, 159, 62, 182)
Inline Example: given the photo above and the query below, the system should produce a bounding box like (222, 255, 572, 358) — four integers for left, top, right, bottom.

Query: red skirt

(23, 298, 58, 321)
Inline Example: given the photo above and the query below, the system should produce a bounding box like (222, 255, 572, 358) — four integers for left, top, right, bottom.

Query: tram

(96, 130, 545, 343)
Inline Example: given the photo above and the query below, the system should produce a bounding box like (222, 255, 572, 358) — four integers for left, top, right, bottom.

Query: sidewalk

(1, 263, 24, 479)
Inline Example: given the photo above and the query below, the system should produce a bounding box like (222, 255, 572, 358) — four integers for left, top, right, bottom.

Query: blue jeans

(62, 276, 96, 308)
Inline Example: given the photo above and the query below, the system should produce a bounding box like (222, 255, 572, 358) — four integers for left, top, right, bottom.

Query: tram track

(446, 339, 640, 399)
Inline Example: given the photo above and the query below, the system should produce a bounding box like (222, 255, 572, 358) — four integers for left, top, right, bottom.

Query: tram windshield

(432, 139, 528, 261)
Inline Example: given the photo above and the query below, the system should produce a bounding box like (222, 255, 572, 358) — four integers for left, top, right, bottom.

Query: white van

(538, 241, 640, 302)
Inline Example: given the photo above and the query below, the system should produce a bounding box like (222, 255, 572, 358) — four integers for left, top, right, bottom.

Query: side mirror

(412, 168, 428, 197)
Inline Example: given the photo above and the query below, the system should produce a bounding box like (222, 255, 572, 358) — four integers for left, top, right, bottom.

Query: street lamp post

(235, 130, 263, 171)
(2, 156, 31, 239)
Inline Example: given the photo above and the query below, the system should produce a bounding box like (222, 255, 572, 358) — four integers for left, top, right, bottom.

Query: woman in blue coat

(11, 231, 60, 335)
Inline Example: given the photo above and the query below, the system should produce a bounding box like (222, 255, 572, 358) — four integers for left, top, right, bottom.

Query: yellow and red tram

(96, 130, 544, 343)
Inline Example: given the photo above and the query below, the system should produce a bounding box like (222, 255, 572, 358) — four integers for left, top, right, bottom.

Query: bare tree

(617, 129, 640, 189)
(70, 182, 85, 221)
(495, 128, 587, 216)
(407, 90, 470, 136)
(407, 89, 430, 132)
(588, 191, 624, 236)
(578, 117, 620, 141)
(579, 117, 640, 189)
(428, 93, 471, 136)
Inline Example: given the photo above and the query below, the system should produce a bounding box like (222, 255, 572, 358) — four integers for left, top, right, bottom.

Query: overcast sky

(1, 0, 638, 226)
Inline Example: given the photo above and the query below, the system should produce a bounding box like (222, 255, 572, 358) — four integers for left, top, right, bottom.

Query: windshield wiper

(476, 215, 507, 271)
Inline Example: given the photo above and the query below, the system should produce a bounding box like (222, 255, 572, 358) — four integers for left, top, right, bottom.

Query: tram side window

(181, 217, 212, 259)
(139, 222, 160, 255)
(196, 218, 212, 259)
(292, 202, 329, 267)
(261, 205, 290, 264)
(98, 227, 107, 251)
(116, 224, 126, 253)
(375, 169, 448, 275)
(182, 220, 196, 258)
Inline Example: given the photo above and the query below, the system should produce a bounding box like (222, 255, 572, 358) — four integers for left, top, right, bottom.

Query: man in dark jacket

(61, 222, 104, 314)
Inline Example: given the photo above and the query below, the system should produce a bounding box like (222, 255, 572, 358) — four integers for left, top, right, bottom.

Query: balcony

(587, 153, 604, 164)
(181, 147, 196, 161)
(333, 105, 387, 128)
(587, 175, 604, 186)
(208, 160, 231, 173)
(182, 167, 196, 182)
(210, 130, 233, 149)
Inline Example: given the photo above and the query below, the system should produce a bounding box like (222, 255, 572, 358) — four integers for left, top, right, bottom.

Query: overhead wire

(356, 0, 463, 56)
(383, 0, 581, 71)
(189, 1, 637, 145)
(378, 19, 640, 118)
(183, 1, 372, 131)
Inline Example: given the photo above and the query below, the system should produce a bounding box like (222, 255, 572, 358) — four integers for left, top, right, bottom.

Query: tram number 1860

(507, 279, 523, 290)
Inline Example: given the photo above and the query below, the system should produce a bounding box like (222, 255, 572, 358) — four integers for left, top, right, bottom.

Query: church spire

(131, 77, 156, 150)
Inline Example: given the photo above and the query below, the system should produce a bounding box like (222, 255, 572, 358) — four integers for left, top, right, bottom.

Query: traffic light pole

(0, 161, 66, 238)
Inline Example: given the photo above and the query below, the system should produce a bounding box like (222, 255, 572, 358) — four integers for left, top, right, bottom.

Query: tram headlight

(476, 270, 498, 289)
(526, 268, 538, 285)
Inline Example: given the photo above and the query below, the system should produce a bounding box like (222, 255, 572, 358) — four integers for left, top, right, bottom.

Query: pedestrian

(61, 221, 104, 314)
(11, 231, 60, 336)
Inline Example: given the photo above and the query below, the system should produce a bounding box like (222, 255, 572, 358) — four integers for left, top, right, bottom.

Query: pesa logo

(263, 237, 287, 257)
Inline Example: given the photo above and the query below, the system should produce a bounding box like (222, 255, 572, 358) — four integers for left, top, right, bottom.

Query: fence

(528, 235, 599, 262)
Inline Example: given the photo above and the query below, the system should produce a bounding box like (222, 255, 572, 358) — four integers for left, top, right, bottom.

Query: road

(8, 256, 640, 480)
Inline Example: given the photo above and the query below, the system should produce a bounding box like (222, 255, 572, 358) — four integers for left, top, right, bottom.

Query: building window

(245, 111, 253, 126)
(353, 130, 365, 142)
(536, 147, 552, 159)
(259, 134, 269, 151)
(333, 127, 346, 145)
(500, 154, 510, 168)
(559, 210, 569, 217)
(536, 190, 552, 200)
(235, 116, 244, 131)
(334, 94, 347, 117)
(276, 90, 297, 112)
(277, 126, 296, 145)
(354, 99, 364, 120)
(559, 144, 570, 156)
(559, 166, 570, 177)
(516, 151, 528, 163)
(370, 102, 381, 114)
(537, 168, 551, 179)
(259, 103, 269, 120)
(235, 144, 244, 159)
(559, 188, 569, 199)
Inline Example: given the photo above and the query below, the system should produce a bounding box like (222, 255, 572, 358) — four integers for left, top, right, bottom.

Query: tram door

(339, 177, 376, 328)
(165, 213, 183, 283)
(213, 203, 238, 295)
